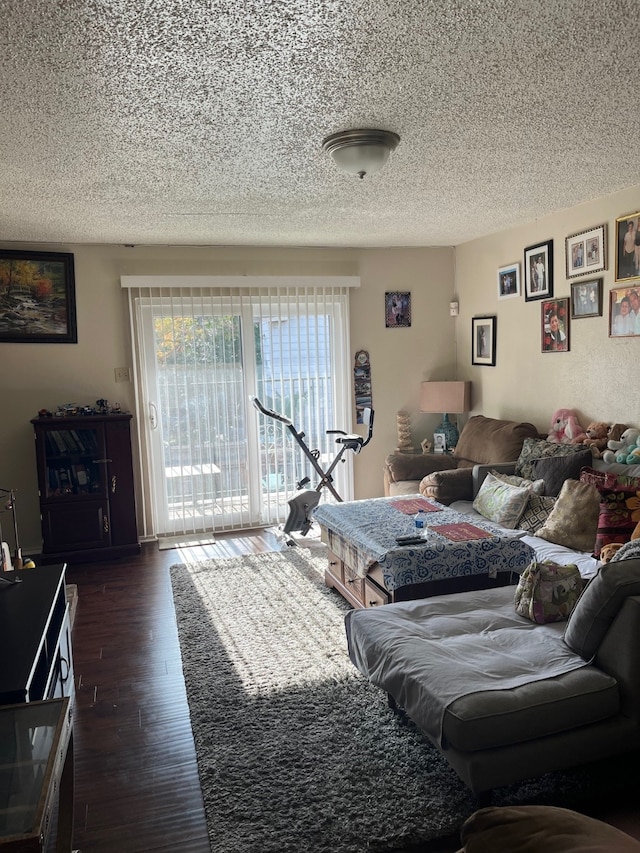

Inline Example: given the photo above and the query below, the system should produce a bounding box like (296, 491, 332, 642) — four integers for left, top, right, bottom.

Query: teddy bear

(547, 408, 584, 444)
(571, 421, 610, 456)
(601, 427, 640, 464)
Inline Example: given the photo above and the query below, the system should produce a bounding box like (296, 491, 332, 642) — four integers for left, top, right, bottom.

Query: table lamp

(420, 381, 471, 450)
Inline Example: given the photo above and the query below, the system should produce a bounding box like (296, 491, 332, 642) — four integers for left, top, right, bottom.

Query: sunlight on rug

(170, 548, 619, 853)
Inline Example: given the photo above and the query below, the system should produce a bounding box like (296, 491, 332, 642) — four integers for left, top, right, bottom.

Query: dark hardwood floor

(65, 532, 640, 853)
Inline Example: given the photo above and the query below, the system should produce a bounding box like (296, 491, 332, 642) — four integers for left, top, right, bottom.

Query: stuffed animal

(600, 542, 624, 563)
(626, 435, 640, 465)
(547, 408, 584, 444)
(578, 422, 610, 457)
(601, 427, 640, 464)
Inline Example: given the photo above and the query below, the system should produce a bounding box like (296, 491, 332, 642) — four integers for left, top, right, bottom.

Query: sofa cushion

(534, 479, 600, 552)
(445, 667, 618, 751)
(517, 493, 556, 533)
(453, 415, 538, 466)
(532, 448, 593, 496)
(490, 470, 545, 493)
(459, 806, 640, 853)
(419, 467, 473, 503)
(564, 558, 640, 660)
(472, 473, 531, 528)
(515, 437, 588, 481)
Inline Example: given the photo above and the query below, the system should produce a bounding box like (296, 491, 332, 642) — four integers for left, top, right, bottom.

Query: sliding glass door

(127, 284, 352, 539)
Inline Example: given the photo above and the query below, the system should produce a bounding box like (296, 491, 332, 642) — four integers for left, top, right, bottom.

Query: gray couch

(383, 415, 539, 504)
(345, 557, 640, 800)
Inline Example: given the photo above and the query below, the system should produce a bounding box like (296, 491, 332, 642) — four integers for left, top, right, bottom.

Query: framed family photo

(541, 298, 569, 352)
(570, 278, 603, 319)
(385, 291, 411, 327)
(609, 286, 640, 337)
(471, 315, 496, 366)
(497, 263, 520, 300)
(524, 239, 553, 301)
(615, 211, 640, 282)
(0, 249, 77, 343)
(565, 224, 606, 279)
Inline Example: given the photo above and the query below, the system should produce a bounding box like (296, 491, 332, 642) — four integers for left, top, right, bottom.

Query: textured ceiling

(1, 0, 639, 248)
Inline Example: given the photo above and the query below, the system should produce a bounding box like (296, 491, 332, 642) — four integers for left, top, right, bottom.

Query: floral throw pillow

(472, 473, 531, 529)
(592, 477, 640, 558)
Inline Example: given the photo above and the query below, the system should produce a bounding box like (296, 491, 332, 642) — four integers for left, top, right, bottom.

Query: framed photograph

(497, 263, 520, 300)
(541, 298, 569, 352)
(615, 211, 640, 282)
(385, 291, 411, 327)
(0, 249, 76, 343)
(433, 433, 447, 453)
(570, 278, 603, 319)
(471, 315, 496, 366)
(524, 239, 553, 301)
(609, 286, 640, 337)
(565, 224, 606, 278)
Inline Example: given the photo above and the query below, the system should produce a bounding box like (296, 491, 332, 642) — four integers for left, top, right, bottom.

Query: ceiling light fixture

(322, 128, 400, 179)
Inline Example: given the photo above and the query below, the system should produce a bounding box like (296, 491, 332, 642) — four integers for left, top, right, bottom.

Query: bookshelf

(31, 414, 141, 563)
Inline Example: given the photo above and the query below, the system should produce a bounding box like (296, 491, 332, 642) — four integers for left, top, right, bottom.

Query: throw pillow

(517, 493, 556, 533)
(592, 475, 640, 558)
(531, 449, 593, 497)
(514, 437, 588, 481)
(490, 470, 546, 494)
(534, 479, 600, 552)
(472, 473, 531, 529)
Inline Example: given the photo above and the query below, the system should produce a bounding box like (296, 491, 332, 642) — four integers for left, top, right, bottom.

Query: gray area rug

(170, 548, 622, 853)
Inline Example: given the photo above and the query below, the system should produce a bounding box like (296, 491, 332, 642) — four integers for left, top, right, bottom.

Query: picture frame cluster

(482, 209, 640, 362)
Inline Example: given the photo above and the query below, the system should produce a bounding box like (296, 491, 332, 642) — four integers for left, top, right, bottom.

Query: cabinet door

(35, 422, 108, 499)
(104, 418, 138, 546)
(41, 499, 110, 553)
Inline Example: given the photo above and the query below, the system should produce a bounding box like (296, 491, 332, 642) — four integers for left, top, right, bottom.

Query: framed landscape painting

(524, 239, 553, 301)
(0, 249, 77, 343)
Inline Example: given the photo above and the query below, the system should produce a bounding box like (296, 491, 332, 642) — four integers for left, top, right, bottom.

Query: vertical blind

(122, 276, 358, 541)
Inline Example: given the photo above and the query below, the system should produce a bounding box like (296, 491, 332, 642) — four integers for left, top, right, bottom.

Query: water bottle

(414, 509, 427, 530)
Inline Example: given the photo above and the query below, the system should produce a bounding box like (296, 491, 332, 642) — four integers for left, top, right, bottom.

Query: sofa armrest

(472, 463, 517, 498)
(420, 467, 474, 505)
(384, 452, 457, 485)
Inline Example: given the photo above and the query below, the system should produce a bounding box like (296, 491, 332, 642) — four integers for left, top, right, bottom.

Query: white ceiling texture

(1, 0, 640, 248)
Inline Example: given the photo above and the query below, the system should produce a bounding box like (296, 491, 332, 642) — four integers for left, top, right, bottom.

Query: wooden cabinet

(31, 414, 141, 563)
(324, 548, 390, 609)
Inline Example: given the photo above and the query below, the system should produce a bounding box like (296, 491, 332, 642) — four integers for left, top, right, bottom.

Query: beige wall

(4, 182, 638, 555)
(2, 243, 454, 554)
(455, 185, 640, 431)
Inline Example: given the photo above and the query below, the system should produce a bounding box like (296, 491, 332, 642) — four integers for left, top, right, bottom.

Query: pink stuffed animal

(547, 408, 584, 444)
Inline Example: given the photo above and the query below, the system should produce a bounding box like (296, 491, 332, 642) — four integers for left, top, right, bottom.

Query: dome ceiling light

(322, 128, 400, 179)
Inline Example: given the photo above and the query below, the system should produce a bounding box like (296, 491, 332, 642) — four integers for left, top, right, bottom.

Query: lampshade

(322, 128, 400, 179)
(420, 381, 471, 450)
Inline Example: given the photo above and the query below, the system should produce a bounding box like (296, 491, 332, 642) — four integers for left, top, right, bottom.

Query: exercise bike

(250, 396, 374, 539)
